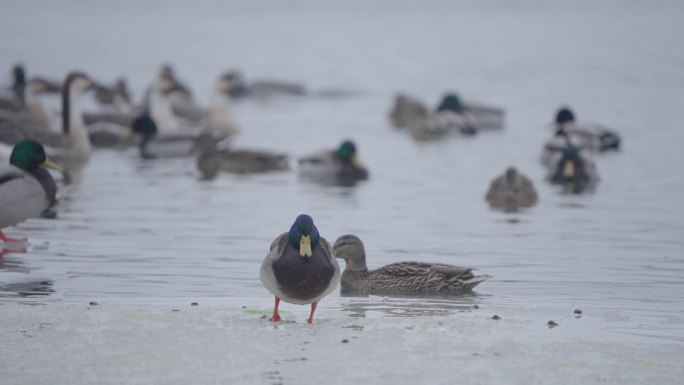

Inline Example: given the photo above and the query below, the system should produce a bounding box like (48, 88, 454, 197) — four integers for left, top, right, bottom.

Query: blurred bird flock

(1, 0, 683, 383)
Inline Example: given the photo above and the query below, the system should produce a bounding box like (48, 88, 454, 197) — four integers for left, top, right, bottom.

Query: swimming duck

(298, 140, 369, 185)
(194, 134, 288, 179)
(129, 113, 204, 159)
(0, 139, 61, 243)
(260, 214, 340, 324)
(0, 65, 27, 113)
(485, 167, 538, 211)
(543, 107, 620, 163)
(0, 78, 62, 145)
(223, 71, 306, 98)
(388, 94, 429, 128)
(546, 143, 599, 192)
(333, 234, 491, 296)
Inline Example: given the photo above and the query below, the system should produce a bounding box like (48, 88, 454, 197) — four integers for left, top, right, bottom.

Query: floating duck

(194, 134, 288, 179)
(0, 78, 61, 144)
(0, 139, 61, 243)
(203, 74, 241, 139)
(485, 167, 538, 211)
(542, 107, 621, 164)
(333, 234, 491, 296)
(298, 140, 369, 185)
(223, 71, 306, 98)
(129, 114, 198, 159)
(546, 143, 599, 193)
(260, 214, 340, 324)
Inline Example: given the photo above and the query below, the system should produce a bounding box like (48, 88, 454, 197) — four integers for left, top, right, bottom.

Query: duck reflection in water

(0, 249, 54, 298)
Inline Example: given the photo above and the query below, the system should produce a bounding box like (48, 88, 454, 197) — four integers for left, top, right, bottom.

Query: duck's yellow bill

(42, 158, 63, 172)
(351, 155, 363, 168)
(300, 235, 312, 257)
(563, 160, 575, 178)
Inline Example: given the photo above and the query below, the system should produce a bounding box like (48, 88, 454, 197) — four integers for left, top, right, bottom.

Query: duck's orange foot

(0, 230, 27, 243)
(269, 313, 282, 322)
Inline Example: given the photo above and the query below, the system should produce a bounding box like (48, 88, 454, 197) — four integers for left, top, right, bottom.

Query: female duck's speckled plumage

(333, 234, 491, 297)
(194, 134, 288, 180)
(260, 214, 340, 323)
(0, 140, 61, 242)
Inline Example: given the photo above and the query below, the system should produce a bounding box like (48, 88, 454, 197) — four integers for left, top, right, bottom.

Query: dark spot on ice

(89, 301, 98, 306)
(341, 339, 349, 343)
(472, 304, 479, 309)
(547, 320, 558, 328)
(574, 308, 582, 315)
(492, 315, 501, 320)
(191, 302, 198, 306)
(172, 309, 180, 312)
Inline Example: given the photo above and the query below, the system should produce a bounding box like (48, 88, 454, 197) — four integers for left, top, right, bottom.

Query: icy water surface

(1, 0, 683, 383)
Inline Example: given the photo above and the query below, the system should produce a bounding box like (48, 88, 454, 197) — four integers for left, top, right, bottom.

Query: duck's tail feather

(461, 274, 493, 291)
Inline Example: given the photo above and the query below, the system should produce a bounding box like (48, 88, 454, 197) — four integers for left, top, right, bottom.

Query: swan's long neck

(150, 86, 180, 134)
(64, 86, 92, 154)
(207, 90, 239, 138)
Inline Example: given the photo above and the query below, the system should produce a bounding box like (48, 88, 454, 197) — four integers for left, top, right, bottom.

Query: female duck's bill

(0, 139, 61, 243)
(260, 214, 340, 324)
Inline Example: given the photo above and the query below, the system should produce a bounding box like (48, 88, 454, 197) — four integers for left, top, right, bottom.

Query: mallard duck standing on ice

(0, 139, 61, 243)
(260, 214, 340, 324)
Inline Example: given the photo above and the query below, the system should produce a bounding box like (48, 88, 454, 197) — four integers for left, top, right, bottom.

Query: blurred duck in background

(546, 143, 599, 193)
(223, 71, 306, 99)
(0, 77, 61, 144)
(298, 140, 369, 185)
(128, 113, 199, 159)
(0, 139, 61, 243)
(194, 134, 288, 180)
(333, 234, 491, 297)
(0, 65, 61, 114)
(485, 167, 538, 211)
(203, 73, 241, 139)
(541, 107, 621, 165)
(389, 92, 505, 141)
(1, 72, 94, 185)
(143, 64, 206, 127)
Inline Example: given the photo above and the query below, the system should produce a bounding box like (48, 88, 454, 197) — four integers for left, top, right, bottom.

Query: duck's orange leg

(306, 302, 318, 324)
(269, 296, 282, 322)
(0, 230, 27, 243)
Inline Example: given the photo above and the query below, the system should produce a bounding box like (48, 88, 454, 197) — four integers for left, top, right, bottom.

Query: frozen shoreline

(1, 301, 682, 385)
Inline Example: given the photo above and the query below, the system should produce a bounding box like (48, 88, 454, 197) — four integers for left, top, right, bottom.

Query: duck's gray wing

(429, 264, 475, 279)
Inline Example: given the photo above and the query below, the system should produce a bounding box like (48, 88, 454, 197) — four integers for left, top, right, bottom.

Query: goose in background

(0, 139, 61, 243)
(298, 140, 369, 185)
(260, 214, 340, 324)
(333, 234, 491, 297)
(203, 73, 240, 140)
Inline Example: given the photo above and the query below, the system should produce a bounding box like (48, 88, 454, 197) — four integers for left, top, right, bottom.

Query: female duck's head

(288, 214, 320, 258)
(9, 139, 62, 171)
(332, 234, 367, 270)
